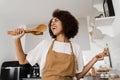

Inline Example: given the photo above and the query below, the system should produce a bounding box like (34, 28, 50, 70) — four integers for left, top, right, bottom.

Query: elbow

(18, 55, 28, 64)
(76, 72, 84, 80)
(19, 61, 25, 64)
(76, 70, 85, 80)
(76, 68, 87, 79)
(18, 59, 28, 65)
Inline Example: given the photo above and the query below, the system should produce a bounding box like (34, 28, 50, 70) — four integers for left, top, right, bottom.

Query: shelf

(95, 16, 115, 27)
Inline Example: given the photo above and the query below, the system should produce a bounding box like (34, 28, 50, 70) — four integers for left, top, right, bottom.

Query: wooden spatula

(8, 24, 47, 35)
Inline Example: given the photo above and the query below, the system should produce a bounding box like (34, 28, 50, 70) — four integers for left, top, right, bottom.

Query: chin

(53, 33, 57, 36)
(52, 32, 57, 35)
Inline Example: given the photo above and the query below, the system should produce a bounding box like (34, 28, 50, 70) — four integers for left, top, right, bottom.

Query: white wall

(0, 25, 17, 72)
(72, 17, 90, 50)
(108, 0, 120, 74)
(0, 24, 26, 73)
(112, 0, 120, 36)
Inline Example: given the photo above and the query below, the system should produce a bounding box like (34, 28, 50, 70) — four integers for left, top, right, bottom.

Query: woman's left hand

(95, 48, 108, 61)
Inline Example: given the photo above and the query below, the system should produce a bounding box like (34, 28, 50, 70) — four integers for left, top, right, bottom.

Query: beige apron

(42, 40, 77, 80)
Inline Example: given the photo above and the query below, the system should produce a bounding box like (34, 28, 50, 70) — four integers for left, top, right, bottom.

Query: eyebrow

(52, 18, 59, 22)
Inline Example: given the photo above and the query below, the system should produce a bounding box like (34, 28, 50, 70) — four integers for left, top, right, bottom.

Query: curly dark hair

(48, 9, 79, 39)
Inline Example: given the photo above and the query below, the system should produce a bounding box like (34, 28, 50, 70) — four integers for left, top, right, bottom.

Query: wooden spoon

(8, 24, 47, 35)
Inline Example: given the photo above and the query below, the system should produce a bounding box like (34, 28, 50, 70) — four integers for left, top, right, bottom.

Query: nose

(51, 19, 55, 26)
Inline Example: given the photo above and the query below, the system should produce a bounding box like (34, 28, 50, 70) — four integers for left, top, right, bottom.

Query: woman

(12, 9, 108, 80)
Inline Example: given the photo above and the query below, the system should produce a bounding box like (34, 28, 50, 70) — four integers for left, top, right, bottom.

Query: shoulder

(71, 41, 81, 50)
(70, 41, 82, 55)
(37, 39, 54, 49)
(38, 39, 53, 45)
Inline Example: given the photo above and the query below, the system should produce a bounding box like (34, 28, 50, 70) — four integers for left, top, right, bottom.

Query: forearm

(14, 38, 27, 64)
(76, 57, 97, 79)
(84, 57, 97, 73)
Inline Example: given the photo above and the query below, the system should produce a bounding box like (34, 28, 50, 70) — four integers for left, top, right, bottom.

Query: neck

(55, 34, 69, 42)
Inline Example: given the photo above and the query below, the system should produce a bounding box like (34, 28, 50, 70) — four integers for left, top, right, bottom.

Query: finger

(21, 28, 25, 33)
(19, 28, 23, 34)
(21, 28, 25, 35)
(14, 28, 18, 35)
(16, 28, 20, 35)
(99, 54, 104, 60)
(14, 28, 22, 35)
(96, 55, 102, 58)
(104, 48, 109, 56)
(104, 48, 107, 50)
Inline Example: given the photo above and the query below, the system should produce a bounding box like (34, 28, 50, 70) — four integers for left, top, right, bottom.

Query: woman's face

(50, 17, 63, 36)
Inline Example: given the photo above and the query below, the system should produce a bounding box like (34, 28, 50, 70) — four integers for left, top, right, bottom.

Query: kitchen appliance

(20, 63, 40, 79)
(1, 61, 20, 80)
(1, 61, 40, 80)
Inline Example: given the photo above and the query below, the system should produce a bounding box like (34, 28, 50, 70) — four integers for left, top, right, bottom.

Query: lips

(52, 25, 57, 30)
(53, 27, 56, 30)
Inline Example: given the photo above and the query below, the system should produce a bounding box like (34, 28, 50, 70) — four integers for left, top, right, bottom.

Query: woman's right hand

(12, 28, 25, 39)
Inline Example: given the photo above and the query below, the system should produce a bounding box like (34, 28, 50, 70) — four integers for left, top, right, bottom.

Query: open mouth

(52, 26, 57, 30)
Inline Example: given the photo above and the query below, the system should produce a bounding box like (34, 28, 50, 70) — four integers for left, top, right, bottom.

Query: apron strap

(69, 41, 74, 55)
(70, 41, 78, 70)
(50, 39, 56, 50)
